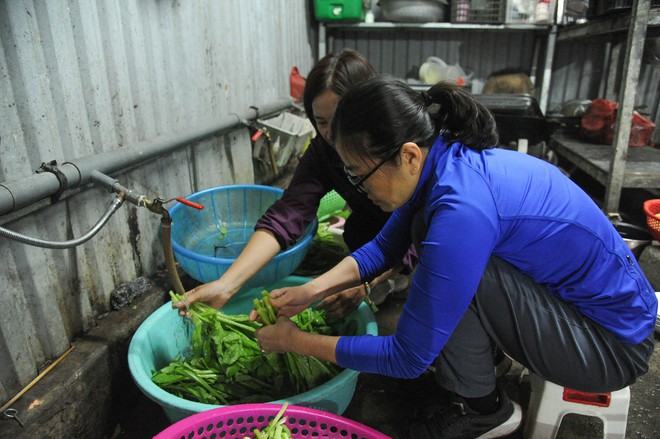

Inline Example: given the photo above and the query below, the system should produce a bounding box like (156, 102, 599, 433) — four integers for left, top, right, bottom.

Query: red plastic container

(643, 199, 660, 242)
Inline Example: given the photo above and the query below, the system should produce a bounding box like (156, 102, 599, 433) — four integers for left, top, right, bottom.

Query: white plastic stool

(523, 373, 631, 439)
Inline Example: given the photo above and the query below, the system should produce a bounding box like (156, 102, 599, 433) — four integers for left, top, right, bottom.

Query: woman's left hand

(316, 285, 365, 318)
(255, 315, 299, 354)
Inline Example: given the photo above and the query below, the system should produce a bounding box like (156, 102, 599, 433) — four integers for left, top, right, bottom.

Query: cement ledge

(0, 279, 169, 439)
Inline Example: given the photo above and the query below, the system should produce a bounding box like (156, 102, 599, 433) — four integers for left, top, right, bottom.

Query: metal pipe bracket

(36, 160, 69, 203)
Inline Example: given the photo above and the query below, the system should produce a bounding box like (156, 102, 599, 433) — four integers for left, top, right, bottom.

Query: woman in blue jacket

(254, 77, 657, 439)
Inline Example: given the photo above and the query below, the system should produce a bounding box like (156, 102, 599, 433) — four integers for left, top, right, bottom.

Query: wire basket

(644, 199, 660, 242)
(451, 0, 506, 24)
(255, 113, 315, 169)
(154, 403, 391, 439)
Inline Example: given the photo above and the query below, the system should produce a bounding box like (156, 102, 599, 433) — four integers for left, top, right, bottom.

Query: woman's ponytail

(424, 82, 498, 151)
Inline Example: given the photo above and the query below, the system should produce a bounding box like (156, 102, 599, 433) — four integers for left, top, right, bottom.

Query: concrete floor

(119, 283, 659, 438)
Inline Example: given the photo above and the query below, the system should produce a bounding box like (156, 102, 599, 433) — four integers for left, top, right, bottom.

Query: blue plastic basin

(169, 185, 317, 288)
(128, 276, 378, 423)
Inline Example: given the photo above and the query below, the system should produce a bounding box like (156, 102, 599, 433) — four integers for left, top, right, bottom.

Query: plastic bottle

(535, 0, 550, 24)
(455, 0, 470, 23)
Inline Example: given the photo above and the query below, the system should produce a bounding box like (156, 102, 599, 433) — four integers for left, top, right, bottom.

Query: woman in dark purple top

(176, 49, 415, 317)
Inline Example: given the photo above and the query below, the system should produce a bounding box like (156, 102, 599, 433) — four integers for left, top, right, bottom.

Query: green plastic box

(314, 0, 365, 21)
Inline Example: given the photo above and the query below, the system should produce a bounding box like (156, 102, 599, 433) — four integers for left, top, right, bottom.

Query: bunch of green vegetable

(151, 291, 340, 405)
(253, 291, 337, 394)
(243, 402, 293, 439)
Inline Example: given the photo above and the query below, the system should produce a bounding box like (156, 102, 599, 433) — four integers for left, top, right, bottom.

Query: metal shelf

(550, 133, 660, 189)
(324, 22, 551, 31)
(556, 7, 660, 41)
(318, 19, 558, 113)
(554, 1, 656, 214)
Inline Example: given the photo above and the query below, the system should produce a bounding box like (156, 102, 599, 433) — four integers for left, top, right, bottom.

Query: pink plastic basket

(154, 403, 391, 439)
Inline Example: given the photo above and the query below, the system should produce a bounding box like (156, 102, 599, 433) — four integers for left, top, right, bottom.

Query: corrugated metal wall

(0, 0, 314, 403)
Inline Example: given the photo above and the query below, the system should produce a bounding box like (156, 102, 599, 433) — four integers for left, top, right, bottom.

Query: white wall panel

(0, 0, 314, 403)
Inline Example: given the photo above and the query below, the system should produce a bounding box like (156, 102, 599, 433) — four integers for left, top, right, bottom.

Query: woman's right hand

(172, 280, 233, 315)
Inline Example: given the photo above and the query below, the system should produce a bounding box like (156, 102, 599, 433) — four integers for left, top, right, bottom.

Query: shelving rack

(318, 2, 660, 216)
(549, 1, 660, 215)
(318, 20, 557, 113)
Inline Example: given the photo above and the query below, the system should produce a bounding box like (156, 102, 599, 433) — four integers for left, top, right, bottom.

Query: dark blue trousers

(435, 256, 655, 397)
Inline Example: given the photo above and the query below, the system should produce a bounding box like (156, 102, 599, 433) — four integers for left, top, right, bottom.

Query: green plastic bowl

(128, 276, 378, 423)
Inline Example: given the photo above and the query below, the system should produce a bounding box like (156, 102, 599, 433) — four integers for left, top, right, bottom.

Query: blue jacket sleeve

(339, 177, 500, 378)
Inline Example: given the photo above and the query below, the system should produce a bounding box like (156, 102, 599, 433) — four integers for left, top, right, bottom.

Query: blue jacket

(337, 136, 657, 379)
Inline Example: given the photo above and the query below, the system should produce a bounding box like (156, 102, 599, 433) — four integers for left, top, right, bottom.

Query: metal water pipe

(90, 170, 188, 295)
(0, 98, 293, 217)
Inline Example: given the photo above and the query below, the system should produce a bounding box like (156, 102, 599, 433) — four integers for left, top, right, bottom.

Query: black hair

(302, 49, 377, 131)
(331, 76, 498, 164)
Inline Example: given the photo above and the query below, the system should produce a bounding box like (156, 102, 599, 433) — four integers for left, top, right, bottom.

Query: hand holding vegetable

(250, 284, 317, 320)
(172, 279, 234, 315)
(172, 229, 285, 315)
(316, 285, 366, 318)
(255, 315, 299, 354)
(157, 291, 340, 404)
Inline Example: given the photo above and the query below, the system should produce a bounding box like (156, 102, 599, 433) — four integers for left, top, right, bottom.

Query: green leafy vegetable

(253, 291, 338, 394)
(151, 291, 340, 405)
(244, 403, 293, 439)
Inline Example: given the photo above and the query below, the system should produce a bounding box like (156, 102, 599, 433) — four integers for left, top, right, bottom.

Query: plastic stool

(524, 374, 630, 439)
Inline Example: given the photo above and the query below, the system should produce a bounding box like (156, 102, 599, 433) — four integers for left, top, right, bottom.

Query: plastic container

(314, 0, 365, 21)
(169, 185, 316, 287)
(154, 403, 390, 439)
(504, 0, 557, 23)
(419, 56, 447, 85)
(505, 0, 536, 23)
(613, 222, 652, 259)
(318, 190, 347, 222)
(380, 0, 449, 23)
(255, 113, 315, 170)
(128, 276, 378, 423)
(451, 0, 506, 23)
(644, 199, 660, 242)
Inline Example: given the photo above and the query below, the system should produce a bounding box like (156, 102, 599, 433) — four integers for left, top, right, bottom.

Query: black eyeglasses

(343, 147, 401, 194)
